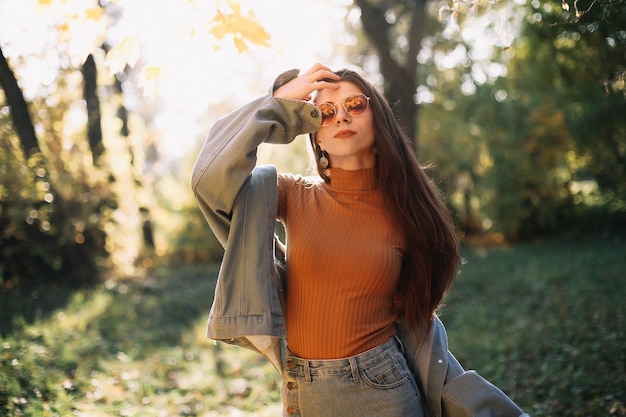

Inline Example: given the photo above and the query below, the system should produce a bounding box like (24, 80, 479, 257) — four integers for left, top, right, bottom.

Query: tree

(351, 0, 520, 150)
(82, 53, 104, 166)
(418, 0, 626, 238)
(350, 0, 519, 233)
(0, 47, 39, 157)
(531, 0, 626, 225)
(1, 0, 278, 288)
(353, 0, 427, 148)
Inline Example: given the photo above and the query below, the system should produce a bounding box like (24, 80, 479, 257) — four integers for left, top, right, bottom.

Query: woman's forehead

(315, 81, 363, 103)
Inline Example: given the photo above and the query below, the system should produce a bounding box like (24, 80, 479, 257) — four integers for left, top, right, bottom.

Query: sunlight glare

(0, 0, 352, 160)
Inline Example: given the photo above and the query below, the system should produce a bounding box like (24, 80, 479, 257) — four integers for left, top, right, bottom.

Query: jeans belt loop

(349, 356, 360, 383)
(304, 360, 312, 383)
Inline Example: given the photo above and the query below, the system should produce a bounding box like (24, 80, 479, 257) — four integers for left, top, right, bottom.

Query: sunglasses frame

(317, 94, 371, 127)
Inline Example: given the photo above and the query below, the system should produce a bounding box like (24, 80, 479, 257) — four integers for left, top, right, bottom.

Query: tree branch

(554, 0, 623, 25)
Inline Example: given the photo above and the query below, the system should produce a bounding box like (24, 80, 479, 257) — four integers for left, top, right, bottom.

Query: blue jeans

(282, 336, 424, 417)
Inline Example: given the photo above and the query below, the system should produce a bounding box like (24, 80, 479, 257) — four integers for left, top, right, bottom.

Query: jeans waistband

(285, 336, 402, 383)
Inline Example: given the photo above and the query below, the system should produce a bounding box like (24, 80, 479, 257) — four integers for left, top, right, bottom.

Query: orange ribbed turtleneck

(277, 167, 406, 359)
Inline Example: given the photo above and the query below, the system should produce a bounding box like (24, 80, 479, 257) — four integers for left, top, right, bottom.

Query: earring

(372, 147, 378, 155)
(319, 152, 329, 169)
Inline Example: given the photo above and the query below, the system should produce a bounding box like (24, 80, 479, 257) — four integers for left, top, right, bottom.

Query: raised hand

(273, 63, 340, 101)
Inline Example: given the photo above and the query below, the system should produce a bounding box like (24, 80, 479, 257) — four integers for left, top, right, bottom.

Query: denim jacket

(191, 69, 529, 417)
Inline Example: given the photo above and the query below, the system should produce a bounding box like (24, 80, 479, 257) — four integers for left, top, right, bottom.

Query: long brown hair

(310, 68, 461, 337)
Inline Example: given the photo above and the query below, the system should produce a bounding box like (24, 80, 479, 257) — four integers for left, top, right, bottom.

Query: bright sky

(125, 0, 355, 158)
(0, 0, 354, 158)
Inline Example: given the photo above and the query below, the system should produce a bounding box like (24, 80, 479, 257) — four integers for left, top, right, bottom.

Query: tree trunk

(354, 0, 427, 151)
(82, 54, 104, 165)
(0, 45, 40, 157)
(113, 76, 130, 137)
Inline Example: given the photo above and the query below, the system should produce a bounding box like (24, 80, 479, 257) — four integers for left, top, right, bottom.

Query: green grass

(441, 236, 626, 417)
(1, 265, 281, 416)
(1, 236, 625, 416)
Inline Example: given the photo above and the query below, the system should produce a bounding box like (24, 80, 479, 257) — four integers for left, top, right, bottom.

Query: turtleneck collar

(326, 167, 377, 191)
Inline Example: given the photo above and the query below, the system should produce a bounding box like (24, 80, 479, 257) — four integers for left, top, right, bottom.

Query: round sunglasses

(316, 93, 370, 127)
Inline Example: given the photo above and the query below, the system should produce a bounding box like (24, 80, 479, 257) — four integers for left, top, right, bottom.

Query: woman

(192, 63, 526, 417)
(274, 64, 459, 417)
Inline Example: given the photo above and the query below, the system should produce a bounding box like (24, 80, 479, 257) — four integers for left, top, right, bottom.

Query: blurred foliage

(161, 202, 224, 266)
(0, 86, 113, 289)
(0, 0, 285, 296)
(415, 0, 626, 239)
(535, 0, 626, 195)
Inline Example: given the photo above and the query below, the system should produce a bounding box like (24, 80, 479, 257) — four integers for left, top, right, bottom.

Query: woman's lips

(334, 130, 356, 138)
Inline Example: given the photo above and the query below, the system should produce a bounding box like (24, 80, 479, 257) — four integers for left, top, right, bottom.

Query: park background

(1, 0, 625, 416)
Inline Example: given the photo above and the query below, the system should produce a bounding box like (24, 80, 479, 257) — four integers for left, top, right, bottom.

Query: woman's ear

(313, 133, 323, 149)
(309, 132, 324, 153)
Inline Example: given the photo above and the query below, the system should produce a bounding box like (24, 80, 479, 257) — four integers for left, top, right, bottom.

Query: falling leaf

(209, 11, 230, 40)
(233, 36, 248, 54)
(208, 1, 271, 53)
(58, 22, 70, 34)
(105, 36, 141, 76)
(144, 66, 161, 82)
(37, 0, 54, 6)
(85, 7, 104, 21)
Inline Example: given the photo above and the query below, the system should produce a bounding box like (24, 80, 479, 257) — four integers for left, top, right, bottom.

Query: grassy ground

(1, 236, 625, 416)
(442, 236, 626, 417)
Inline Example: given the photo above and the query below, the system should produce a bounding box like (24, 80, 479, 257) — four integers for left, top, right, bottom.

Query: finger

(310, 69, 341, 83)
(303, 63, 340, 83)
(304, 62, 332, 75)
(311, 81, 341, 92)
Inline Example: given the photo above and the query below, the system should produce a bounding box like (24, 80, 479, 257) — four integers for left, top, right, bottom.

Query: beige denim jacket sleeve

(190, 69, 321, 373)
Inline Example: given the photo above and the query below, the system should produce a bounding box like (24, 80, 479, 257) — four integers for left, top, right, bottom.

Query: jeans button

(287, 360, 296, 368)
(287, 381, 297, 390)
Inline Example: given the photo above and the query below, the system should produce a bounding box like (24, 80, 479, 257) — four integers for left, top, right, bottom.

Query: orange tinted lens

(344, 94, 368, 115)
(318, 103, 336, 126)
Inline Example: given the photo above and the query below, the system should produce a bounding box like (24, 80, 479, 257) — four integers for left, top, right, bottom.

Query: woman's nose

(335, 106, 352, 124)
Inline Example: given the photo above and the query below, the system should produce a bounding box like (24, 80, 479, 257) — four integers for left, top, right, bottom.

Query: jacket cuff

(272, 97, 321, 134)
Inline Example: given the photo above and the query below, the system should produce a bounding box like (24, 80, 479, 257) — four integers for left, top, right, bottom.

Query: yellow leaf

(105, 36, 140, 76)
(233, 36, 248, 53)
(37, 0, 54, 6)
(85, 7, 104, 21)
(209, 12, 229, 40)
(144, 66, 161, 81)
(58, 22, 70, 34)
(208, 1, 271, 53)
